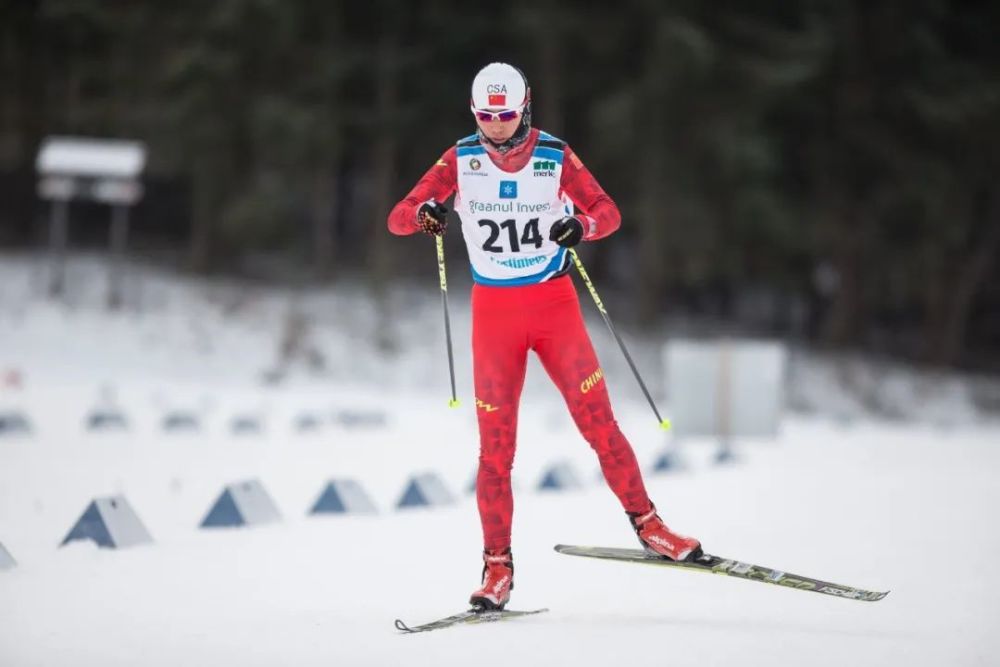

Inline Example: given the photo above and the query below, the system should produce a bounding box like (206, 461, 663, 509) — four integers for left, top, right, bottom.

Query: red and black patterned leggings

(472, 275, 652, 551)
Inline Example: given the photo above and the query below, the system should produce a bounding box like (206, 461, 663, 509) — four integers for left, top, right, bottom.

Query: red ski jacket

(388, 128, 621, 240)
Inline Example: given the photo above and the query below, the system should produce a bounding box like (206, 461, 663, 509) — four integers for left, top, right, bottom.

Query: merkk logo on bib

(533, 160, 556, 177)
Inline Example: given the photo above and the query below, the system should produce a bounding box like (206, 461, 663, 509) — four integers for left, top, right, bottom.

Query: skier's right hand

(416, 199, 449, 236)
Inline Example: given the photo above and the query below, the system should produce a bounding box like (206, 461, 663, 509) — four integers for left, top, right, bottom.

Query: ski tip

(843, 589, 890, 602)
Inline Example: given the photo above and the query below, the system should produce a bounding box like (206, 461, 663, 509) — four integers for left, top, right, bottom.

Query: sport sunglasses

(470, 103, 525, 122)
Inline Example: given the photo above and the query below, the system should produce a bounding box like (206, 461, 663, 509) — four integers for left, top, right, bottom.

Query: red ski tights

(472, 275, 652, 552)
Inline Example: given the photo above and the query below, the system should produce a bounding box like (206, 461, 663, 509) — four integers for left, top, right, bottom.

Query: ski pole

(436, 235, 460, 408)
(568, 248, 670, 430)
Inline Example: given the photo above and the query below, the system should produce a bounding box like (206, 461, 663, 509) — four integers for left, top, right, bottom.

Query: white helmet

(471, 62, 529, 110)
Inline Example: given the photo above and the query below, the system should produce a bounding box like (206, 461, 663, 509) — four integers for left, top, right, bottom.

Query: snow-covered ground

(1, 254, 999, 666)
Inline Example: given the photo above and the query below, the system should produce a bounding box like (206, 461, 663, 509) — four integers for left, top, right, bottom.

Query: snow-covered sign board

(37, 137, 146, 179)
(35, 136, 147, 302)
(36, 136, 146, 204)
(664, 339, 787, 439)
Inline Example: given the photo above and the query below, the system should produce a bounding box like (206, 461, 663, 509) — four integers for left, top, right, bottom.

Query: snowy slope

(1, 254, 999, 666)
(3, 414, 998, 667)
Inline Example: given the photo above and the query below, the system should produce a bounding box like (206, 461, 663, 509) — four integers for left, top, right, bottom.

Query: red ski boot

(469, 548, 514, 610)
(629, 505, 703, 561)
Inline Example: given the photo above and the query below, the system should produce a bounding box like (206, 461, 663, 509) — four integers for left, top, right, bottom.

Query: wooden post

(48, 197, 69, 298)
(107, 203, 130, 309)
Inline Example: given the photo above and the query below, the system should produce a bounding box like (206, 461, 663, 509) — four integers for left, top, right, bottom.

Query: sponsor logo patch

(646, 534, 677, 551)
(533, 160, 556, 178)
(492, 575, 510, 594)
(491, 255, 548, 269)
(498, 181, 517, 199)
(469, 157, 481, 171)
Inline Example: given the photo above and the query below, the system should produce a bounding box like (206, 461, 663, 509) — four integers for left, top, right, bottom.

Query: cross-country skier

(388, 62, 702, 610)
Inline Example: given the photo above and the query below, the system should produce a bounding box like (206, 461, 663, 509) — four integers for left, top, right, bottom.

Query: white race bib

(454, 131, 573, 285)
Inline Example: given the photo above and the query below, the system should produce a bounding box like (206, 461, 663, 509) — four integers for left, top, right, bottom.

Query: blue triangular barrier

(714, 445, 737, 465)
(0, 411, 32, 436)
(396, 473, 454, 509)
(652, 450, 681, 473)
(200, 479, 282, 528)
(231, 415, 262, 435)
(86, 410, 129, 432)
(334, 409, 387, 429)
(295, 413, 322, 432)
(310, 479, 377, 515)
(61, 496, 153, 549)
(201, 490, 242, 527)
(0, 542, 16, 570)
(162, 411, 200, 433)
(538, 462, 583, 491)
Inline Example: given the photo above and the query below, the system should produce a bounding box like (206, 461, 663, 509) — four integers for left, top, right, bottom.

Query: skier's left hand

(549, 216, 584, 247)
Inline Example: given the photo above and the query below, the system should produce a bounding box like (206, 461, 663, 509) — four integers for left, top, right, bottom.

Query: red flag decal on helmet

(488, 94, 506, 107)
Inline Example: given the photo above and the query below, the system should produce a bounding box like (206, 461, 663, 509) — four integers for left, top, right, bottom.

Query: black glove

(416, 199, 449, 236)
(549, 216, 584, 247)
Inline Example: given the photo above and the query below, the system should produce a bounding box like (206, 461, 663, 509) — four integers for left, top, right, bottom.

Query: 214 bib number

(479, 217, 542, 253)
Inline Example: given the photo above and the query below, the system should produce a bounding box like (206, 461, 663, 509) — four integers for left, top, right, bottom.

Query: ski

(554, 544, 888, 602)
(395, 607, 548, 634)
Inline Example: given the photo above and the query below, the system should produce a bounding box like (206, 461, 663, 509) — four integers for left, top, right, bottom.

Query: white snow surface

(1, 254, 999, 666)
